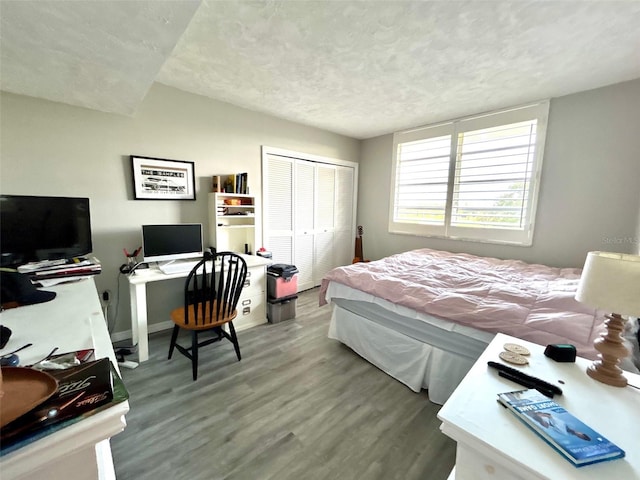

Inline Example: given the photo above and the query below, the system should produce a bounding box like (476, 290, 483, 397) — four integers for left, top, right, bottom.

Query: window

(389, 102, 549, 246)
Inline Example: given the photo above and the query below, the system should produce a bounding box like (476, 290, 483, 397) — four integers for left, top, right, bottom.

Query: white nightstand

(438, 333, 640, 480)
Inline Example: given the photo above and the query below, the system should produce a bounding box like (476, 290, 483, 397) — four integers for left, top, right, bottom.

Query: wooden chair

(168, 251, 248, 380)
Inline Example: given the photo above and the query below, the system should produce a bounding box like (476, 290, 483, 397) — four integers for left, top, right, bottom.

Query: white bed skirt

(328, 303, 479, 405)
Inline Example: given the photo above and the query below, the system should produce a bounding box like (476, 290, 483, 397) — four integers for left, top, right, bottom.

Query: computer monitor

(141, 224, 204, 264)
(0, 194, 93, 267)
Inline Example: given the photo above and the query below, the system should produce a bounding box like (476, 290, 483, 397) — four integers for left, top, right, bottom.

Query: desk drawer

(234, 293, 266, 331)
(242, 266, 265, 296)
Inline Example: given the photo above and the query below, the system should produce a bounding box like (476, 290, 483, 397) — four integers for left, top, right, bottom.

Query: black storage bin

(267, 264, 299, 279)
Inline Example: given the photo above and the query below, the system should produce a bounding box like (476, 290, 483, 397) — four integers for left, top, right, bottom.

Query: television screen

(142, 224, 203, 263)
(0, 195, 93, 267)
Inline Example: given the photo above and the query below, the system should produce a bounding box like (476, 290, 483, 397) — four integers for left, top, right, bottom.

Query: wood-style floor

(111, 287, 456, 480)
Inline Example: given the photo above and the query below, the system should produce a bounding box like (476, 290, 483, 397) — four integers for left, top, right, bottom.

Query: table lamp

(575, 251, 640, 387)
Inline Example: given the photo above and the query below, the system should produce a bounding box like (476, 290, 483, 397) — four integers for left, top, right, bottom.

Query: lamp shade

(575, 251, 640, 316)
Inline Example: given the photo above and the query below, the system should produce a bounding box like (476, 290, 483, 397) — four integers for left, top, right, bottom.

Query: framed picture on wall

(131, 155, 196, 200)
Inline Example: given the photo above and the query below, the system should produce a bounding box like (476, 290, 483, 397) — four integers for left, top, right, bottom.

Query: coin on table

(499, 350, 529, 365)
(503, 343, 530, 356)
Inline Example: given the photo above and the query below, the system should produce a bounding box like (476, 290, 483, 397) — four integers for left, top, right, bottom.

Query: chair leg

(228, 322, 241, 361)
(191, 330, 198, 381)
(168, 325, 180, 359)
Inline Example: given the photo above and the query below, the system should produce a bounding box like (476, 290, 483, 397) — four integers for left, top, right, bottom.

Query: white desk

(438, 333, 640, 480)
(127, 254, 271, 362)
(0, 278, 129, 480)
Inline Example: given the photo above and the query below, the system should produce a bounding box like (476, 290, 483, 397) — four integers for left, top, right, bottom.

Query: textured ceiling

(0, 0, 201, 115)
(2, 1, 640, 139)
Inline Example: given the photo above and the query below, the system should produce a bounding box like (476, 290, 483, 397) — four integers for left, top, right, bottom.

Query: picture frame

(131, 155, 196, 200)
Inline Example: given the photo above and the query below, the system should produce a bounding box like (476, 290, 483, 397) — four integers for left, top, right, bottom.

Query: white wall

(358, 79, 640, 268)
(0, 83, 359, 335)
(636, 195, 640, 255)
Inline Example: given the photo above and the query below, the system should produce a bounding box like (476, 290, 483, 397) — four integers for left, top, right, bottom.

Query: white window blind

(394, 134, 451, 226)
(389, 102, 549, 245)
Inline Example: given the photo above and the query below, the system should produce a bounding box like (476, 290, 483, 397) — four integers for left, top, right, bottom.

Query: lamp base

(586, 313, 629, 387)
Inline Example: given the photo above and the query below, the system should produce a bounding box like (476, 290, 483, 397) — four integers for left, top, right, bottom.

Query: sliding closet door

(294, 161, 316, 291)
(334, 165, 355, 267)
(263, 148, 357, 292)
(264, 155, 294, 263)
(313, 164, 336, 285)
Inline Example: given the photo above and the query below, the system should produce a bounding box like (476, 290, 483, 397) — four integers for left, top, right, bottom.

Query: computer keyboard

(158, 260, 201, 275)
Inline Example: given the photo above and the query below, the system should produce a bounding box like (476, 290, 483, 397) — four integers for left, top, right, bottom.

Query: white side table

(438, 333, 640, 480)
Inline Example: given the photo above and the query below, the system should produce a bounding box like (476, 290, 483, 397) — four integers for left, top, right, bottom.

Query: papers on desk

(18, 257, 102, 281)
(37, 277, 90, 287)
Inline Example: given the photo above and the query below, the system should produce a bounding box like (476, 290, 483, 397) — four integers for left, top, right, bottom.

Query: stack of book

(17, 257, 102, 280)
(211, 173, 249, 194)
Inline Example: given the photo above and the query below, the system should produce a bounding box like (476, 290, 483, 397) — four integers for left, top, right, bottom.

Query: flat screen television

(141, 224, 203, 263)
(0, 194, 93, 267)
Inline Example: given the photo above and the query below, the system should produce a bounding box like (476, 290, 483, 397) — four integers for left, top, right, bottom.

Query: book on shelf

(1, 357, 129, 456)
(497, 389, 625, 467)
(239, 172, 248, 194)
(225, 174, 236, 193)
(212, 175, 223, 193)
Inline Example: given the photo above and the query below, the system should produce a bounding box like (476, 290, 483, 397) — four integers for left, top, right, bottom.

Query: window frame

(388, 101, 550, 246)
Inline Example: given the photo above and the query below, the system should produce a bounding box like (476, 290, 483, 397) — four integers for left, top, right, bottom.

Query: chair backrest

(183, 251, 248, 326)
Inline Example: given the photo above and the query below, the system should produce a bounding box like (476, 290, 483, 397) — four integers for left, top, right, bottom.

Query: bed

(319, 248, 607, 404)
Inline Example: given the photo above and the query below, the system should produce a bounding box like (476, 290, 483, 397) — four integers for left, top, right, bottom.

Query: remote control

(497, 370, 556, 398)
(487, 361, 563, 396)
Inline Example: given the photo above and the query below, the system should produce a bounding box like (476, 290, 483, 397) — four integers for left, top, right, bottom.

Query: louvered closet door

(263, 149, 357, 292)
(264, 155, 293, 264)
(294, 161, 315, 291)
(313, 164, 336, 285)
(334, 165, 355, 267)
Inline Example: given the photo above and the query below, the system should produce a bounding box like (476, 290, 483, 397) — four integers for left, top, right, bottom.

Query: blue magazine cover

(497, 389, 625, 467)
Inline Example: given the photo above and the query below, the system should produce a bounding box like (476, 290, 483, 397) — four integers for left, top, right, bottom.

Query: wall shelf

(209, 193, 256, 254)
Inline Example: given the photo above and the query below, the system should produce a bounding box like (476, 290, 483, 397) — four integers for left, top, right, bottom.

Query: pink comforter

(320, 248, 604, 360)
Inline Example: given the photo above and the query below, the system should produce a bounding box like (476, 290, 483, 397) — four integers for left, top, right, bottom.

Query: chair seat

(170, 301, 238, 331)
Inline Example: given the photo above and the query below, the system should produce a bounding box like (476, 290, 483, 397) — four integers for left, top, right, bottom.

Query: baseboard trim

(110, 320, 174, 344)
(109, 317, 264, 344)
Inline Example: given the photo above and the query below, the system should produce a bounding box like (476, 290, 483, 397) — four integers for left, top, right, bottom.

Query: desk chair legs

(167, 329, 201, 380)
(191, 331, 198, 381)
(168, 325, 180, 360)
(228, 322, 241, 361)
(168, 324, 241, 380)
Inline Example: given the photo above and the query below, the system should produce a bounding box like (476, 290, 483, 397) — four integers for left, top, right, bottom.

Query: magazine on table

(1, 357, 129, 456)
(497, 389, 625, 467)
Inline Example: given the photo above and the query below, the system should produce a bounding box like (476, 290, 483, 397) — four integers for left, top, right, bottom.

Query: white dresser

(0, 278, 129, 480)
(438, 333, 640, 480)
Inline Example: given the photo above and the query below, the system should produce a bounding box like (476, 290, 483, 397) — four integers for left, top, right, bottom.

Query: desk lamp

(575, 251, 640, 387)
